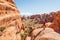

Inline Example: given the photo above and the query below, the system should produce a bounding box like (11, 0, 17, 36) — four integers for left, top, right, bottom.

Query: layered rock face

(0, 26, 21, 40)
(0, 0, 22, 30)
(0, 0, 22, 40)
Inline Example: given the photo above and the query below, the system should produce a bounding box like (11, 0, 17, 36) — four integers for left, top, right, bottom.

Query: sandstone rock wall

(0, 0, 22, 31)
(49, 11, 60, 33)
(0, 26, 21, 40)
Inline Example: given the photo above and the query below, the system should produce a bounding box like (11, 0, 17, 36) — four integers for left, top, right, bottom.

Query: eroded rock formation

(0, 0, 22, 30)
(0, 26, 21, 40)
(0, 0, 22, 40)
(49, 11, 60, 33)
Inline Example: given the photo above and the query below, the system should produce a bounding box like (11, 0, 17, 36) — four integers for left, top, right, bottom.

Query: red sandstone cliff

(49, 11, 60, 33)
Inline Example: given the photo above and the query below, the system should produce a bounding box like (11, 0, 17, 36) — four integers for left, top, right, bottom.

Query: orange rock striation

(0, 0, 22, 31)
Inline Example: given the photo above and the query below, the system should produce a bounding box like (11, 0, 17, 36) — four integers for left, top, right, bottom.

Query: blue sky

(14, 0, 60, 16)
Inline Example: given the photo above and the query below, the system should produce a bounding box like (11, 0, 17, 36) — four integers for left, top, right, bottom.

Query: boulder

(32, 28, 60, 40)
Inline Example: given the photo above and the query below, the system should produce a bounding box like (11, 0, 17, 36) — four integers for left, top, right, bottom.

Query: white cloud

(20, 12, 33, 16)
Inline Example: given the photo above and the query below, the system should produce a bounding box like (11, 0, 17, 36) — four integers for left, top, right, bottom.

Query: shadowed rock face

(0, 0, 22, 31)
(49, 11, 60, 33)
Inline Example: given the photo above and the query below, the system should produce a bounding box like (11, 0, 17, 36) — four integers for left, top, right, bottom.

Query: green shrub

(0, 27, 6, 32)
